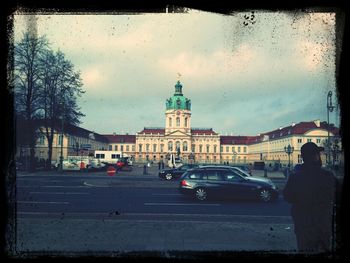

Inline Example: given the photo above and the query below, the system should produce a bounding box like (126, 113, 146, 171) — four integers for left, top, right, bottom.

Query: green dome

(166, 81, 191, 110)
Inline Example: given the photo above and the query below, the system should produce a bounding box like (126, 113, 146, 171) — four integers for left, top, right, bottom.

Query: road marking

(29, 192, 89, 195)
(83, 182, 109, 188)
(41, 186, 88, 188)
(17, 185, 89, 188)
(152, 193, 182, 196)
(17, 201, 69, 204)
(144, 203, 220, 206)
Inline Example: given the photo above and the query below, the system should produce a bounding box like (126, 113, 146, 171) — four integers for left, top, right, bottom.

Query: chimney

(314, 119, 321, 127)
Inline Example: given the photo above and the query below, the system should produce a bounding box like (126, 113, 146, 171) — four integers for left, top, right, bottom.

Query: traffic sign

(107, 166, 116, 176)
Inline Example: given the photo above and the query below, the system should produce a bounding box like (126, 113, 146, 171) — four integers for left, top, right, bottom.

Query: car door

(174, 165, 188, 177)
(221, 170, 251, 199)
(203, 170, 226, 197)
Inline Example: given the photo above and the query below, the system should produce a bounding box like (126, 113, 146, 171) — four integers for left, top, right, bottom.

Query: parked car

(199, 165, 251, 177)
(159, 164, 200, 180)
(231, 164, 252, 175)
(179, 167, 278, 202)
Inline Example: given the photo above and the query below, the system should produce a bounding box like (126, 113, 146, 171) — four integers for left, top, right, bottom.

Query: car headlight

(161, 171, 165, 174)
(270, 184, 277, 190)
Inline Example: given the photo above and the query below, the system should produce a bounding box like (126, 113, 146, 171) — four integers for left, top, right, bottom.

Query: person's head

(301, 142, 323, 166)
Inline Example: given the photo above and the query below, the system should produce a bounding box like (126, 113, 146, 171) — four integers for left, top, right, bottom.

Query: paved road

(11, 169, 298, 255)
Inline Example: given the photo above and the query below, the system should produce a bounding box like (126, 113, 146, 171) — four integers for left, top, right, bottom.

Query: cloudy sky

(14, 9, 341, 136)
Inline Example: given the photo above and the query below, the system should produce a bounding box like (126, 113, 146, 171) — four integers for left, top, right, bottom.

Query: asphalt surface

(11, 167, 300, 256)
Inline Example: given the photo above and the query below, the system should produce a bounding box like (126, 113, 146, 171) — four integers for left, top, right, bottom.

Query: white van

(94, 150, 130, 165)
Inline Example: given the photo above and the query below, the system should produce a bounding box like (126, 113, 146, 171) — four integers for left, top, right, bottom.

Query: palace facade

(103, 81, 341, 166)
(21, 80, 341, 167)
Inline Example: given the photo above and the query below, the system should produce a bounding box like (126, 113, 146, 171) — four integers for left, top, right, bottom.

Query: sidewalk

(15, 216, 297, 255)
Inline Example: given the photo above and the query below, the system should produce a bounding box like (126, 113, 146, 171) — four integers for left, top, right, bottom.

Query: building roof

(220, 136, 259, 145)
(166, 81, 191, 111)
(103, 134, 136, 143)
(261, 120, 339, 139)
(138, 128, 165, 135)
(191, 128, 218, 135)
(219, 120, 339, 145)
(57, 123, 109, 143)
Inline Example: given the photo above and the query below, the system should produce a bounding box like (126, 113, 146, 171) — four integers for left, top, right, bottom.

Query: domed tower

(165, 81, 191, 135)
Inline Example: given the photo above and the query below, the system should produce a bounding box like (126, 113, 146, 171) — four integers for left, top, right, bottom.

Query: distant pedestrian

(161, 160, 164, 169)
(158, 161, 161, 170)
(283, 142, 337, 253)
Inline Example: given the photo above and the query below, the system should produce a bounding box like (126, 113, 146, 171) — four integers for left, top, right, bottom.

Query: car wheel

(259, 189, 272, 202)
(195, 188, 207, 201)
(165, 173, 173, 180)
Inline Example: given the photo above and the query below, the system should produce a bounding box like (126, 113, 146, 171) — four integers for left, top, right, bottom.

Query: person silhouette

(283, 142, 337, 253)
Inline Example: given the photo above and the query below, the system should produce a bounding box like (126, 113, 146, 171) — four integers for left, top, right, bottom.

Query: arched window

(176, 141, 180, 151)
(206, 145, 210, 153)
(176, 117, 180, 127)
(169, 118, 172, 127)
(183, 141, 188, 151)
(168, 141, 173, 151)
(184, 117, 188, 127)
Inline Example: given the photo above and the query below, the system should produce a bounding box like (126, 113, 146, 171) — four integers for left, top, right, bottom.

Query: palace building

(103, 81, 341, 167)
(22, 80, 341, 168)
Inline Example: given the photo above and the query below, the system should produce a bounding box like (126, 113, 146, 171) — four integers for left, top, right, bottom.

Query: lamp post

(59, 115, 64, 172)
(327, 91, 335, 166)
(284, 144, 294, 176)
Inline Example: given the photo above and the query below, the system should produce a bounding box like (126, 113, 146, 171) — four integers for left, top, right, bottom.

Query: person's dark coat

(283, 163, 337, 252)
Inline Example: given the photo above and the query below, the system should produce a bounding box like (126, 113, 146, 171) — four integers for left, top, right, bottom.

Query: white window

(183, 141, 188, 151)
(58, 135, 63, 146)
(176, 117, 180, 127)
(168, 141, 173, 151)
(176, 141, 180, 151)
(169, 118, 172, 127)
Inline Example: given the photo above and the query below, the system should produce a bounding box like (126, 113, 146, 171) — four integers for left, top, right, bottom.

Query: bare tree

(38, 49, 85, 168)
(14, 33, 48, 171)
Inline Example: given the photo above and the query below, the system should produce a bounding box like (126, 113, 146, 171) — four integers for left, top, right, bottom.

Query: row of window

(108, 144, 135, 152)
(221, 146, 247, 153)
(297, 138, 321, 144)
(168, 117, 188, 127)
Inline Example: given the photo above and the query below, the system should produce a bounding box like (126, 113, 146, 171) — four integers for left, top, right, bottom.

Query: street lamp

(284, 144, 294, 170)
(59, 115, 64, 172)
(327, 91, 335, 166)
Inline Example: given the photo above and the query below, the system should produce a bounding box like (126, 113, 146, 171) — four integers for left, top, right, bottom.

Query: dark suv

(179, 167, 278, 202)
(159, 164, 199, 180)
